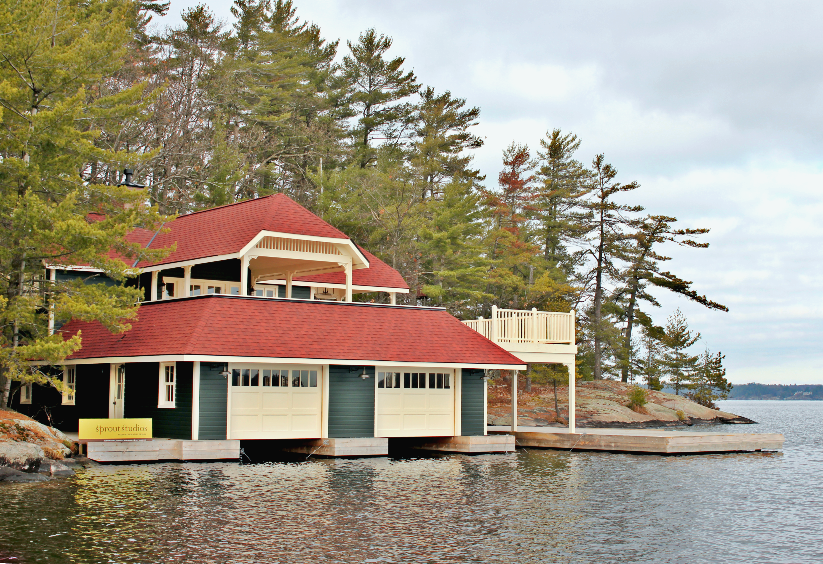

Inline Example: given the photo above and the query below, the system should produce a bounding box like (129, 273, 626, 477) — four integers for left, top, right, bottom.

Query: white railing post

(491, 305, 498, 343)
(531, 307, 538, 344)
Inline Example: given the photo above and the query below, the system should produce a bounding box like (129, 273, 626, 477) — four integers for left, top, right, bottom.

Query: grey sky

(157, 1, 823, 384)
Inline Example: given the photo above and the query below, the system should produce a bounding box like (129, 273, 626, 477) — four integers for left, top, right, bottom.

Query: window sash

(158, 363, 176, 407)
(230, 365, 318, 388)
(62, 367, 76, 405)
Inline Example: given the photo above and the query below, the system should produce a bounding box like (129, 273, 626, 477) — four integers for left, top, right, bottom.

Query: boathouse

(10, 194, 584, 459)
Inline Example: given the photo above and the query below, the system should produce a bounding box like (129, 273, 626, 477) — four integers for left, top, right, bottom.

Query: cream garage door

(375, 369, 455, 437)
(229, 365, 322, 439)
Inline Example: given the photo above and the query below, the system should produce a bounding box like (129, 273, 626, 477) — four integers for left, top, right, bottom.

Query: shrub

(627, 386, 648, 410)
(676, 409, 686, 421)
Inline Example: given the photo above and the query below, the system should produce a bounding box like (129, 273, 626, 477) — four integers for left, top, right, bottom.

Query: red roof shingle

(295, 249, 409, 290)
(140, 194, 348, 267)
(61, 296, 523, 367)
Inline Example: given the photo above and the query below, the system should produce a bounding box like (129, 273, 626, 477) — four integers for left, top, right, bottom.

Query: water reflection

(1, 402, 821, 563)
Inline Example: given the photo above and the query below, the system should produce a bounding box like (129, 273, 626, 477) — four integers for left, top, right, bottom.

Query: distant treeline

(728, 384, 823, 400)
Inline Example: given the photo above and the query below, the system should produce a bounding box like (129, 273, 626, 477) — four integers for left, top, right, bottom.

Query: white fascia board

(44, 264, 105, 273)
(140, 253, 239, 273)
(257, 279, 410, 294)
(238, 231, 370, 269)
(63, 355, 526, 371)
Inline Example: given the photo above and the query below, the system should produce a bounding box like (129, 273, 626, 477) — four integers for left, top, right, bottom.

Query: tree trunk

(621, 281, 639, 383)
(593, 205, 605, 380)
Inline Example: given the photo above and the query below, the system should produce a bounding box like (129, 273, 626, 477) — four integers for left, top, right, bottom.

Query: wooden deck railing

(462, 306, 575, 345)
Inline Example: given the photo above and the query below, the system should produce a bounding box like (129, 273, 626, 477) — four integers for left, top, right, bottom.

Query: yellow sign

(78, 419, 152, 441)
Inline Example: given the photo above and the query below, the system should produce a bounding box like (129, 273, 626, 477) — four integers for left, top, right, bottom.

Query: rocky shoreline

(0, 409, 79, 482)
(488, 379, 754, 429)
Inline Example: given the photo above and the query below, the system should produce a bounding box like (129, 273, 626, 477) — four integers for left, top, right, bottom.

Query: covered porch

(462, 306, 578, 432)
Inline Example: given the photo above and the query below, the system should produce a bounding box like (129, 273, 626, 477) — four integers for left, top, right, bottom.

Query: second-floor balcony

(462, 306, 577, 364)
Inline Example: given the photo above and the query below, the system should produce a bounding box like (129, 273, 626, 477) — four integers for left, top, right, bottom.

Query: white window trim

(158, 362, 176, 408)
(376, 366, 454, 390)
(62, 367, 76, 405)
(161, 277, 242, 299)
(20, 382, 32, 405)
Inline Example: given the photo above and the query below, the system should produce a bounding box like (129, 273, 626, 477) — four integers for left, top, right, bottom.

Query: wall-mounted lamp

(219, 370, 231, 378)
(359, 368, 370, 380)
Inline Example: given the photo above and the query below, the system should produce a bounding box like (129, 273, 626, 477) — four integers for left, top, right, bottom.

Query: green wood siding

(124, 362, 193, 439)
(328, 365, 374, 438)
(199, 363, 228, 440)
(461, 369, 486, 436)
(10, 363, 109, 433)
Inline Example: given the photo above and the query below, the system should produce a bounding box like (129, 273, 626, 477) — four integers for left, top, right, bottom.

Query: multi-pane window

(62, 367, 76, 405)
(378, 371, 451, 389)
(20, 383, 32, 404)
(158, 363, 176, 408)
(377, 372, 401, 388)
(231, 367, 317, 388)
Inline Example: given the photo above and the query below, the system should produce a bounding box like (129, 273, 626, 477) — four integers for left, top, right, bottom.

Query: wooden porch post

(285, 271, 293, 299)
(183, 265, 191, 298)
(344, 262, 352, 302)
(240, 255, 248, 296)
(511, 369, 518, 433)
(567, 361, 576, 433)
(389, 292, 396, 305)
(491, 305, 498, 343)
(150, 271, 158, 302)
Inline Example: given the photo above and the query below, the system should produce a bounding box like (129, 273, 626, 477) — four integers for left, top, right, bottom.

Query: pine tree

(615, 215, 728, 382)
(689, 348, 732, 408)
(340, 29, 419, 168)
(534, 129, 590, 273)
(581, 155, 642, 379)
(410, 87, 483, 201)
(662, 309, 700, 395)
(483, 143, 540, 311)
(634, 325, 665, 390)
(0, 0, 169, 405)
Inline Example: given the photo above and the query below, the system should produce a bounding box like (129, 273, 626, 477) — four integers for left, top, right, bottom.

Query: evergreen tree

(534, 129, 590, 273)
(0, 0, 168, 405)
(483, 143, 540, 311)
(689, 348, 732, 408)
(410, 87, 483, 200)
(615, 214, 728, 382)
(634, 325, 665, 390)
(662, 309, 700, 395)
(340, 29, 419, 168)
(581, 155, 642, 379)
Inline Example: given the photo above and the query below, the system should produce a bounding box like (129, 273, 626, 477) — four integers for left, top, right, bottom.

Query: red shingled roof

(138, 194, 348, 267)
(295, 249, 409, 290)
(61, 296, 523, 367)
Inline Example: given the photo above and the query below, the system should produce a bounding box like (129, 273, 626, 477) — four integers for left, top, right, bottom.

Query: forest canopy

(0, 0, 732, 406)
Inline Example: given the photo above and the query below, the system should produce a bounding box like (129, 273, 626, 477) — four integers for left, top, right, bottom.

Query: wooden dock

(65, 436, 241, 463)
(488, 426, 784, 454)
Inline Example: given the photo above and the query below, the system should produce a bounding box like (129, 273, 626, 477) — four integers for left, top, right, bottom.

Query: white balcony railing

(462, 306, 575, 345)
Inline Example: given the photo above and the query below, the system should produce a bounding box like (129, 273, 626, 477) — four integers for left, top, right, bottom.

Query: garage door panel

(233, 392, 261, 410)
(427, 394, 453, 410)
(230, 364, 322, 439)
(291, 393, 320, 409)
(376, 369, 455, 437)
(402, 393, 428, 410)
(231, 415, 260, 432)
(261, 414, 289, 428)
(261, 392, 290, 409)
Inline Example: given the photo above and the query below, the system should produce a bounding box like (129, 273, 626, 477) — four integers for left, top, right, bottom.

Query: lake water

(1, 400, 821, 564)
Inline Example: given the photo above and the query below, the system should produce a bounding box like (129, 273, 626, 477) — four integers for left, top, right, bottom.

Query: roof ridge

(179, 297, 218, 351)
(173, 193, 281, 220)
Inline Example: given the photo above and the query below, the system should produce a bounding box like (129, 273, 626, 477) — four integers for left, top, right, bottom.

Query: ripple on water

(1, 401, 821, 564)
